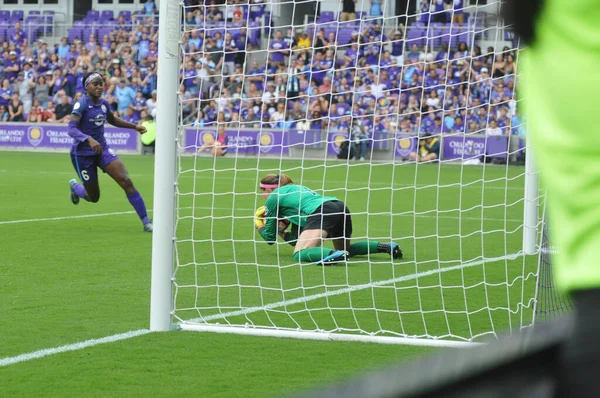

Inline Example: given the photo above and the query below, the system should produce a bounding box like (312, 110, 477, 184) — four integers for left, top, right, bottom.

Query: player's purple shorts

(70, 146, 119, 184)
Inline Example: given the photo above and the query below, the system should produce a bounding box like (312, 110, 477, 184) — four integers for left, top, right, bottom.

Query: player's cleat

(143, 222, 153, 233)
(378, 242, 403, 259)
(69, 179, 80, 205)
(316, 250, 349, 266)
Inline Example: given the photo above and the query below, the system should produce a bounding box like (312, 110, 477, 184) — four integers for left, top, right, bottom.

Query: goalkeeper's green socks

(349, 241, 380, 256)
(293, 242, 401, 263)
(350, 241, 403, 259)
(293, 247, 334, 262)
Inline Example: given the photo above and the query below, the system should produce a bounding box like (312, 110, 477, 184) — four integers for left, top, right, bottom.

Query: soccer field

(0, 151, 538, 396)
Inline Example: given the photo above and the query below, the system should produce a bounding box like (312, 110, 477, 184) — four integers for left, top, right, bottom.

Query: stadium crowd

(0, 0, 524, 148)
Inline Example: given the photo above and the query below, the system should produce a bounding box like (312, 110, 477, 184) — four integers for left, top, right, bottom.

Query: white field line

(0, 169, 524, 191)
(0, 206, 522, 225)
(0, 210, 140, 225)
(0, 329, 150, 367)
(185, 252, 524, 324)
(0, 252, 523, 367)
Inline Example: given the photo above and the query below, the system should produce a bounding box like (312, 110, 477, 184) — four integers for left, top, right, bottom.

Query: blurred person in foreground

(506, 0, 600, 396)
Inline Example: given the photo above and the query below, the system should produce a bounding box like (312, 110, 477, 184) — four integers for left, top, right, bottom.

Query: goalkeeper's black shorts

(304, 200, 352, 239)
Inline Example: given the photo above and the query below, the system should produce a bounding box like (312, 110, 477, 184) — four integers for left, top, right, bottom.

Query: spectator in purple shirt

(343, 43, 360, 69)
(436, 42, 453, 61)
(420, 111, 436, 133)
(364, 38, 381, 66)
(431, 116, 444, 134)
(131, 90, 147, 120)
(3, 51, 20, 82)
(406, 44, 422, 62)
(12, 32, 25, 48)
(496, 106, 510, 130)
(430, 0, 447, 23)
(223, 32, 237, 75)
(247, 61, 265, 92)
(203, 100, 218, 125)
(269, 31, 289, 68)
(146, 41, 158, 63)
(10, 23, 26, 45)
(419, 0, 432, 23)
(64, 46, 80, 64)
(490, 84, 503, 105)
(182, 60, 197, 95)
(123, 106, 139, 124)
(0, 79, 13, 107)
(370, 24, 387, 42)
(452, 116, 466, 133)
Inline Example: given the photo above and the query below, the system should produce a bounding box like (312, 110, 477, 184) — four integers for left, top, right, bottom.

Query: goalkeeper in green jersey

(254, 173, 403, 265)
(506, 0, 600, 394)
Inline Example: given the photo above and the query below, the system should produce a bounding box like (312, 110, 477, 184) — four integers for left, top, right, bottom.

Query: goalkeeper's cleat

(69, 179, 80, 205)
(143, 221, 153, 233)
(378, 242, 403, 259)
(316, 250, 349, 266)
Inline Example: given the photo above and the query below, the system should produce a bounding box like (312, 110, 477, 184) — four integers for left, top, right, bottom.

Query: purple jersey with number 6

(70, 95, 111, 156)
(70, 94, 118, 183)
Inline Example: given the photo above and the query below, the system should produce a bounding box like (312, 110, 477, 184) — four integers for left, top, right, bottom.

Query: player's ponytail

(260, 173, 294, 188)
(278, 174, 293, 186)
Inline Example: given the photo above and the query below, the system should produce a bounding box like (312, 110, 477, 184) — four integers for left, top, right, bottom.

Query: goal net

(534, 217, 573, 322)
(151, 0, 548, 346)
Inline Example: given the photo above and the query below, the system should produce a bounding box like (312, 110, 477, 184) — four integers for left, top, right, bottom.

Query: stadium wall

(184, 128, 522, 161)
(0, 122, 140, 154)
(0, 123, 524, 162)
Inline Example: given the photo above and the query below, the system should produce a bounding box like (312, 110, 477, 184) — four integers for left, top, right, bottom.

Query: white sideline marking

(0, 207, 522, 225)
(0, 211, 139, 225)
(0, 329, 150, 367)
(185, 252, 524, 324)
(0, 252, 523, 367)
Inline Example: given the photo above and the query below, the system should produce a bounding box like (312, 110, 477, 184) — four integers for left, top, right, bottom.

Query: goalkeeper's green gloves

(254, 206, 266, 230)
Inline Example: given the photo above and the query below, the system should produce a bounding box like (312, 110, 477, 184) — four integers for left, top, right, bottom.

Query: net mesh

(171, 0, 544, 342)
(535, 218, 574, 322)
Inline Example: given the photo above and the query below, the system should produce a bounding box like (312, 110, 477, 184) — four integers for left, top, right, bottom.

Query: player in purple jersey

(67, 72, 153, 233)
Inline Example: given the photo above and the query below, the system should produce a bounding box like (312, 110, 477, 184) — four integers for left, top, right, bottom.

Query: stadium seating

(0, 3, 519, 151)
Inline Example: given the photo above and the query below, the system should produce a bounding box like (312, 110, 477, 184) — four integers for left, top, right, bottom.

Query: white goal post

(150, 0, 546, 347)
(150, 0, 180, 332)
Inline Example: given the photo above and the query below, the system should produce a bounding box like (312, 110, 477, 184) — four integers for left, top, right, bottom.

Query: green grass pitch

(0, 151, 537, 397)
